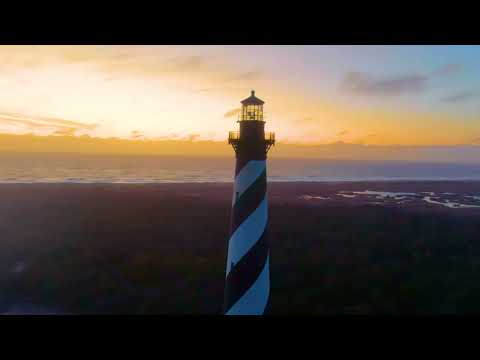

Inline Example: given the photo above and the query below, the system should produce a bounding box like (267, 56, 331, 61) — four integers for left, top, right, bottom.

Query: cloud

(0, 47, 218, 88)
(0, 111, 98, 135)
(69, 49, 217, 82)
(471, 138, 480, 145)
(432, 63, 463, 77)
(130, 130, 144, 139)
(342, 71, 428, 96)
(224, 108, 241, 118)
(160, 55, 207, 72)
(186, 133, 201, 141)
(0, 116, 51, 129)
(224, 70, 263, 82)
(99, 51, 260, 83)
(0, 46, 208, 74)
(52, 127, 78, 136)
(92, 54, 213, 83)
(36, 115, 97, 130)
(354, 133, 378, 145)
(440, 91, 476, 103)
(196, 71, 261, 95)
(0, 46, 265, 98)
(197, 87, 250, 96)
(342, 62, 466, 98)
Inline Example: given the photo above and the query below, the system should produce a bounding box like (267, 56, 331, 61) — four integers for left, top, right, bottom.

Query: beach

(2, 181, 480, 314)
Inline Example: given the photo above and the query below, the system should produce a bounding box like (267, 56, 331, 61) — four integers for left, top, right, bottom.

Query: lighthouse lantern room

(228, 90, 275, 153)
(240, 90, 264, 121)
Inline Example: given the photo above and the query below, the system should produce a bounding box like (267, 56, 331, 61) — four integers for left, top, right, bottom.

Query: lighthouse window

(241, 104, 264, 121)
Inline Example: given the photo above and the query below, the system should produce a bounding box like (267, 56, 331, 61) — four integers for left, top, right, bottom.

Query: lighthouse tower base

(223, 157, 270, 315)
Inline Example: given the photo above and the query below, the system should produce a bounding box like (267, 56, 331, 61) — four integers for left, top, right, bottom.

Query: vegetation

(1, 184, 480, 314)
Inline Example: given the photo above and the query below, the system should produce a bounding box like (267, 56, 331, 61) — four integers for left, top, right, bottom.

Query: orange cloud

(53, 127, 78, 136)
(0, 111, 98, 135)
(224, 108, 241, 118)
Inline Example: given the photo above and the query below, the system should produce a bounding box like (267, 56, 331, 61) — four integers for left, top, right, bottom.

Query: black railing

(265, 132, 275, 143)
(228, 131, 240, 142)
(228, 131, 275, 143)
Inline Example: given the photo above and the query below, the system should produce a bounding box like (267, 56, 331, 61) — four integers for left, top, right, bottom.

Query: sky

(0, 45, 479, 147)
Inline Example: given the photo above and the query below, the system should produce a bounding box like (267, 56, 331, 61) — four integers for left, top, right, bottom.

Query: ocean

(2, 152, 480, 183)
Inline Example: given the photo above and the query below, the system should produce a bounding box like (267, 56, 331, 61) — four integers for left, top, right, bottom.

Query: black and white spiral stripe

(224, 159, 270, 315)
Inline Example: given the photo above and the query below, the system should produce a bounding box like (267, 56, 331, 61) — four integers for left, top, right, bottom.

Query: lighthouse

(224, 90, 275, 315)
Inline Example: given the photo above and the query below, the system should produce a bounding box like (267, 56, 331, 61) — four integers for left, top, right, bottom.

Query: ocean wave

(2, 177, 480, 184)
(3, 157, 480, 183)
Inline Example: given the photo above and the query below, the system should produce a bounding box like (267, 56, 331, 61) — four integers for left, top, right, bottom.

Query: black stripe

(230, 169, 266, 234)
(235, 150, 267, 176)
(223, 227, 269, 314)
(235, 157, 250, 176)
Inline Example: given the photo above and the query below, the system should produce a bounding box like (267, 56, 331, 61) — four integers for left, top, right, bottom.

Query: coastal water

(2, 152, 480, 183)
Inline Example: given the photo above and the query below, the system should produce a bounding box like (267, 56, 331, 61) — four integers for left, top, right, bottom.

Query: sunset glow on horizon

(0, 45, 479, 148)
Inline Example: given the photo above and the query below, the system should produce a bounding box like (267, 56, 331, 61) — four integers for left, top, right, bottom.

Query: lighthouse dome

(241, 90, 265, 105)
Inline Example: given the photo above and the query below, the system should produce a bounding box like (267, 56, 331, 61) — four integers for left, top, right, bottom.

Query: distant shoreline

(2, 179, 480, 184)
(2, 181, 480, 209)
(3, 153, 480, 183)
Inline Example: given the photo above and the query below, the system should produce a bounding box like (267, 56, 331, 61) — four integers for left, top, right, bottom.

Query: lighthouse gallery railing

(228, 131, 275, 143)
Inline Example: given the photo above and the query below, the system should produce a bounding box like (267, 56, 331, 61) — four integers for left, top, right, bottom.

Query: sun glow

(0, 45, 478, 153)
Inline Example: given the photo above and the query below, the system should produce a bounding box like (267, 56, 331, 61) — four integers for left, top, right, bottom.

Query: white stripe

(225, 255, 270, 315)
(232, 160, 266, 205)
(226, 198, 267, 276)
